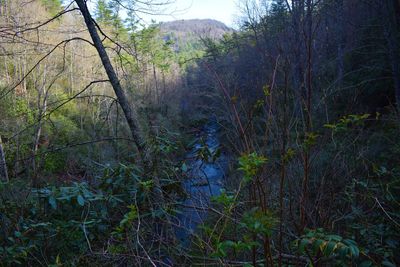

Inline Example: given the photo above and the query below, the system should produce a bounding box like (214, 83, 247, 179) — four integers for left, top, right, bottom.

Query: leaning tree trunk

(74, 1, 165, 209)
(0, 136, 9, 183)
(74, 0, 146, 160)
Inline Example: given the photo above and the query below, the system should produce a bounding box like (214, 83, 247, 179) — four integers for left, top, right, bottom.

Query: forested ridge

(160, 19, 234, 55)
(0, 0, 399, 266)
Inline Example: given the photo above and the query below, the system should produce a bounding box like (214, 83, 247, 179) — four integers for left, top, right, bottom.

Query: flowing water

(175, 119, 229, 244)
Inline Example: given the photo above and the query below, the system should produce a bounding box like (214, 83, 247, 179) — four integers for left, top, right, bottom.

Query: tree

(95, 0, 112, 23)
(75, 0, 147, 161)
(383, 0, 400, 110)
(0, 136, 8, 182)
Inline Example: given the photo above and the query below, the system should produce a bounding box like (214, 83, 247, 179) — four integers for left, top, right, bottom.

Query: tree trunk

(336, 0, 345, 88)
(74, 0, 146, 160)
(74, 0, 165, 208)
(0, 136, 9, 183)
(291, 0, 305, 118)
(152, 62, 159, 105)
(387, 0, 400, 110)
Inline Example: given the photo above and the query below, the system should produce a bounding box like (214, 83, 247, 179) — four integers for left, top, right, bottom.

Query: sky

(140, 0, 240, 27)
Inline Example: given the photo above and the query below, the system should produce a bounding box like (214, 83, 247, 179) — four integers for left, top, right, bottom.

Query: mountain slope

(160, 19, 233, 52)
(160, 19, 233, 40)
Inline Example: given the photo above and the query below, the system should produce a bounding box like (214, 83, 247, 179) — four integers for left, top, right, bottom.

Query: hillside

(160, 19, 233, 52)
(160, 19, 233, 39)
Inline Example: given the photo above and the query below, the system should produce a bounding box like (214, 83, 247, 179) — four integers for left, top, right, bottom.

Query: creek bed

(175, 119, 229, 245)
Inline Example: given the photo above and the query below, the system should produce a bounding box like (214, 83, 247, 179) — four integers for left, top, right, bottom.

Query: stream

(175, 118, 229, 245)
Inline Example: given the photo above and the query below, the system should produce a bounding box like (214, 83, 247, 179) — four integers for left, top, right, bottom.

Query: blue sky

(141, 0, 239, 27)
(86, 0, 240, 27)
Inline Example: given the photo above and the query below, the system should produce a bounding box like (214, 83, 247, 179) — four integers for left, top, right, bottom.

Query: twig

(375, 197, 400, 228)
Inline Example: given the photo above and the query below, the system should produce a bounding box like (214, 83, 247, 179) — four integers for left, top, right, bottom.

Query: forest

(0, 0, 399, 266)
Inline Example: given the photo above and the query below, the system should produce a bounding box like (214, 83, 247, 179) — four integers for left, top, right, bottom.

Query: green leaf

(326, 235, 342, 242)
(77, 195, 85, 206)
(212, 148, 221, 161)
(238, 152, 268, 183)
(338, 246, 349, 259)
(348, 244, 359, 258)
(382, 261, 396, 267)
(343, 239, 357, 246)
(222, 240, 235, 247)
(312, 239, 324, 253)
(323, 241, 336, 256)
(359, 261, 372, 267)
(299, 238, 309, 253)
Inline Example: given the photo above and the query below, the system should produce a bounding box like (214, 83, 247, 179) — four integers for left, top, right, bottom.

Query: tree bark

(379, 0, 400, 111)
(387, 0, 400, 110)
(336, 0, 345, 88)
(74, 0, 146, 160)
(0, 136, 9, 183)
